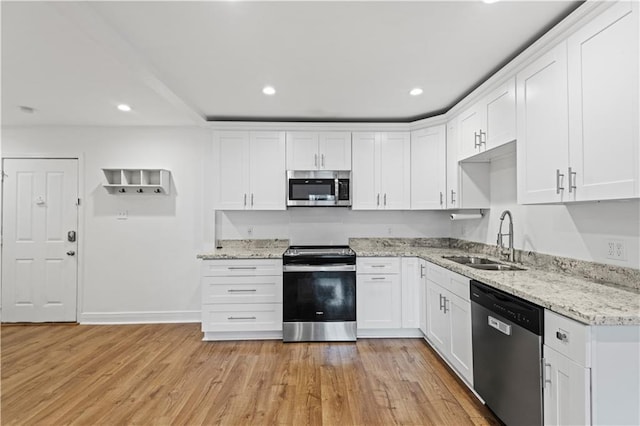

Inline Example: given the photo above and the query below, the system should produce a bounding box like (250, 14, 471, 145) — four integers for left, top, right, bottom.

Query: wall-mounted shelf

(102, 169, 170, 194)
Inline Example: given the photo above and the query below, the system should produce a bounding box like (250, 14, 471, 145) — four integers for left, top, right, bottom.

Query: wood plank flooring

(1, 323, 499, 425)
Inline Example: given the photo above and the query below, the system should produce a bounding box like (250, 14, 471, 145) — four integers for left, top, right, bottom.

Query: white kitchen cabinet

(425, 262, 473, 385)
(201, 259, 283, 340)
(410, 125, 446, 209)
(567, 1, 639, 201)
(286, 131, 351, 171)
(446, 117, 491, 209)
(543, 309, 640, 425)
(519, 1, 639, 204)
(356, 257, 402, 330)
(400, 258, 425, 330)
(352, 132, 411, 210)
(215, 131, 286, 210)
(458, 77, 516, 161)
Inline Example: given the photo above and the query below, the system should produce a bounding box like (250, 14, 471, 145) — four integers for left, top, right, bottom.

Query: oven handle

(283, 264, 356, 272)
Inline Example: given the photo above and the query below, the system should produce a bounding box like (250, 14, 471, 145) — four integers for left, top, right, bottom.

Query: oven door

(283, 265, 356, 323)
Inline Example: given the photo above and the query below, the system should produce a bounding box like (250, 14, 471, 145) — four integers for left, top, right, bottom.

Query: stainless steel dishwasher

(470, 280, 544, 426)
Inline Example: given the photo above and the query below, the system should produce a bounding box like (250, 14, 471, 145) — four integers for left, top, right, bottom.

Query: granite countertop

(197, 238, 640, 326)
(197, 239, 289, 259)
(349, 239, 640, 327)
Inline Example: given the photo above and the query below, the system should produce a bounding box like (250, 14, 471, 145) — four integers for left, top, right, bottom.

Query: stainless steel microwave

(287, 170, 351, 207)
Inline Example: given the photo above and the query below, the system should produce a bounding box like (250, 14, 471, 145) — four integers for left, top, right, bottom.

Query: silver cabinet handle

(321, 154, 325, 168)
(251, 193, 254, 207)
(227, 316, 256, 320)
(439, 294, 445, 311)
(227, 266, 257, 270)
(243, 193, 247, 206)
(443, 297, 449, 314)
(371, 265, 386, 268)
(542, 359, 552, 388)
(227, 289, 257, 293)
(314, 154, 318, 167)
(450, 190, 456, 204)
(480, 129, 487, 146)
(383, 193, 387, 206)
(568, 167, 577, 193)
(420, 264, 425, 278)
(439, 192, 443, 206)
(556, 169, 565, 194)
(376, 193, 380, 206)
(371, 277, 386, 280)
(474, 131, 481, 149)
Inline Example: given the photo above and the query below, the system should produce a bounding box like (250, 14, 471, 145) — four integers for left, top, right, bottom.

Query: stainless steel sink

(467, 264, 526, 271)
(442, 256, 499, 265)
(442, 255, 526, 271)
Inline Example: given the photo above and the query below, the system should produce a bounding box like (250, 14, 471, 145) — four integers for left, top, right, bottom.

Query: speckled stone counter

(197, 239, 289, 259)
(350, 238, 640, 326)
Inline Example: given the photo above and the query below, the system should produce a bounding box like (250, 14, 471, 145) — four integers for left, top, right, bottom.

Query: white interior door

(2, 158, 78, 322)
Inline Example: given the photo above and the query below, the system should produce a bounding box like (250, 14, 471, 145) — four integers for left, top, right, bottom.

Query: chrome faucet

(497, 210, 515, 263)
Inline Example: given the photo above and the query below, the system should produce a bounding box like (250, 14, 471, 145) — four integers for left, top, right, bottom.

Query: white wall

(216, 209, 451, 246)
(2, 126, 210, 323)
(451, 153, 640, 269)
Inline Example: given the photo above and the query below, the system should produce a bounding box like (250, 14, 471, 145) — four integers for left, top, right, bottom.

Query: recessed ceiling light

(117, 104, 132, 112)
(262, 86, 276, 96)
(409, 88, 423, 96)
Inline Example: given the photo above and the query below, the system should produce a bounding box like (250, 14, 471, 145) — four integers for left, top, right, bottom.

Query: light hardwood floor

(1, 323, 499, 425)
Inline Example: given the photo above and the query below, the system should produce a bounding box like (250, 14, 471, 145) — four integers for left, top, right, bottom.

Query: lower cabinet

(425, 262, 474, 385)
(356, 257, 402, 330)
(200, 259, 283, 340)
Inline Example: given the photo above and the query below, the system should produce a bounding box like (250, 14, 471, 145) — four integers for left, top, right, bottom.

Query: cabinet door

(411, 126, 446, 209)
(319, 132, 352, 170)
(458, 104, 484, 160)
(447, 293, 474, 385)
(446, 118, 460, 209)
(517, 42, 570, 204)
(418, 259, 428, 335)
(286, 132, 319, 170)
(543, 345, 591, 426)
(401, 258, 421, 329)
(249, 132, 286, 210)
(356, 274, 401, 329)
(352, 132, 379, 210)
(485, 77, 516, 151)
(426, 280, 448, 354)
(568, 2, 639, 201)
(216, 131, 249, 210)
(379, 132, 411, 209)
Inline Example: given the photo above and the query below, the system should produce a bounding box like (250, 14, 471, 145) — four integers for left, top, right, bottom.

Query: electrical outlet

(605, 239, 627, 261)
(117, 210, 128, 220)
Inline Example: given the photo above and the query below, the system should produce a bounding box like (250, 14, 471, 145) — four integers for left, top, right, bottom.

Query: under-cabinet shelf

(102, 168, 170, 194)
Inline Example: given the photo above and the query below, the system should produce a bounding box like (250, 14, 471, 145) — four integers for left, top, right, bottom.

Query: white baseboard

(80, 310, 201, 325)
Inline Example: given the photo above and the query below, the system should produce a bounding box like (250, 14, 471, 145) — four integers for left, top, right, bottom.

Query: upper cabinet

(352, 132, 411, 210)
(286, 131, 352, 170)
(215, 131, 286, 210)
(411, 125, 446, 209)
(459, 77, 516, 161)
(102, 168, 170, 194)
(518, 1, 639, 204)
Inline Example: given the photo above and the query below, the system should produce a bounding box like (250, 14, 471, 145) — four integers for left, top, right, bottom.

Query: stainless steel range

(282, 245, 356, 342)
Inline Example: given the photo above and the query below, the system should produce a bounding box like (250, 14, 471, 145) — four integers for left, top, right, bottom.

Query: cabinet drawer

(545, 310, 590, 366)
(426, 262, 448, 286)
(202, 276, 282, 304)
(357, 257, 401, 274)
(201, 259, 282, 277)
(202, 303, 283, 332)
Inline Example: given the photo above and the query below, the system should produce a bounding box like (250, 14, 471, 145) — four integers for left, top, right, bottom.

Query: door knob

(66, 251, 76, 256)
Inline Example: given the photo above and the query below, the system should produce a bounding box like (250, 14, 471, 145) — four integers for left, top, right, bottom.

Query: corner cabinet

(518, 2, 639, 204)
(286, 131, 352, 171)
(410, 125, 447, 209)
(425, 262, 474, 386)
(352, 132, 411, 210)
(214, 131, 286, 210)
(201, 259, 283, 341)
(102, 168, 170, 194)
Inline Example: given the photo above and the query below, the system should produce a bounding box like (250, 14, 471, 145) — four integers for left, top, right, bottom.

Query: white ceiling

(1, 1, 581, 126)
